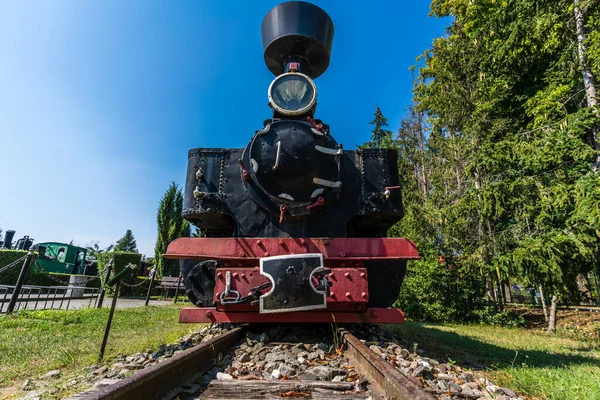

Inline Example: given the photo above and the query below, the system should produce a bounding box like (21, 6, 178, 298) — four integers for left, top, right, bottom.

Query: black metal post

(97, 260, 113, 309)
(144, 268, 156, 306)
(174, 273, 182, 303)
(99, 280, 120, 361)
(7, 250, 34, 314)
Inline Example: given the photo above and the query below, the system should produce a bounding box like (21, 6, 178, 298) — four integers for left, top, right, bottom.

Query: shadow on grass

(389, 322, 599, 371)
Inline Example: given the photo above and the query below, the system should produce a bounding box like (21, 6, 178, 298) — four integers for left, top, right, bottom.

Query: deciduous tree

(85, 241, 113, 258)
(387, 0, 600, 320)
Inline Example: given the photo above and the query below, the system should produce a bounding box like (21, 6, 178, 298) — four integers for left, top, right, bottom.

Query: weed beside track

(389, 322, 600, 400)
(0, 306, 203, 392)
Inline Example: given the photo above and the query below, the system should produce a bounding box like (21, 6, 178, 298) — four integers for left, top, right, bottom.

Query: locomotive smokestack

(261, 1, 334, 79)
(3, 230, 15, 249)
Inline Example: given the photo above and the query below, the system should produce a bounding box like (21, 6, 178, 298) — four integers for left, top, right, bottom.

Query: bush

(0, 250, 101, 287)
(395, 255, 526, 327)
(0, 251, 31, 281)
(395, 256, 484, 322)
(471, 306, 526, 328)
(97, 252, 142, 284)
(96, 252, 143, 296)
(119, 276, 154, 298)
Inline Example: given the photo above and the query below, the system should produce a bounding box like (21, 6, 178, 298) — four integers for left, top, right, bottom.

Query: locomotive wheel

(365, 260, 407, 308)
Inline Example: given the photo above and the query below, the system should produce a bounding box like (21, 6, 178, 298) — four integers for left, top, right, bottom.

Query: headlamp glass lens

(271, 75, 315, 113)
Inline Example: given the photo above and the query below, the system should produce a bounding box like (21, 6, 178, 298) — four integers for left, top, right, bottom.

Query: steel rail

(340, 328, 436, 400)
(69, 325, 435, 400)
(69, 326, 246, 400)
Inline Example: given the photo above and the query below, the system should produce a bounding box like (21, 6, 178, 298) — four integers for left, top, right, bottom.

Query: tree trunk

(539, 286, 549, 322)
(574, 0, 600, 172)
(576, 272, 594, 305)
(486, 273, 496, 303)
(547, 295, 558, 334)
(417, 111, 429, 198)
(503, 280, 512, 303)
(574, 0, 598, 108)
(475, 172, 496, 307)
(495, 272, 505, 310)
(593, 258, 600, 304)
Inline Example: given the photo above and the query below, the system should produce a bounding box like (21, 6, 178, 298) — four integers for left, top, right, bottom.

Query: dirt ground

(508, 305, 600, 339)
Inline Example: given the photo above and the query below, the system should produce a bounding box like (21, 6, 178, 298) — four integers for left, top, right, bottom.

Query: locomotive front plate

(259, 253, 327, 313)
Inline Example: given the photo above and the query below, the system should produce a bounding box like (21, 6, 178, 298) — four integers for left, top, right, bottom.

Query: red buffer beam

(164, 237, 419, 261)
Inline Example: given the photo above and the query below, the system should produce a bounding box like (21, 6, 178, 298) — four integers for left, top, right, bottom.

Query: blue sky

(0, 1, 448, 256)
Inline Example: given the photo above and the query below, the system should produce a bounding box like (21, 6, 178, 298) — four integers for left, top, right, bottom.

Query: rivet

(323, 239, 330, 246)
(360, 272, 366, 278)
(233, 272, 238, 278)
(216, 272, 223, 278)
(256, 239, 262, 245)
(344, 272, 350, 278)
(279, 240, 284, 246)
(238, 252, 245, 257)
(345, 292, 351, 298)
(361, 292, 368, 299)
(206, 310, 213, 317)
(339, 252, 346, 257)
(371, 310, 378, 317)
(254, 267, 259, 272)
(300, 239, 306, 245)
(224, 262, 230, 267)
(330, 291, 336, 297)
(264, 252, 270, 257)
(241, 273, 246, 278)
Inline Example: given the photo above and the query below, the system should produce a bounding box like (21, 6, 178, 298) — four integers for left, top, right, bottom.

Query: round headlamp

(268, 72, 317, 116)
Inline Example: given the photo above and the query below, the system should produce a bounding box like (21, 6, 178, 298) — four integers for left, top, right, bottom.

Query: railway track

(69, 324, 435, 400)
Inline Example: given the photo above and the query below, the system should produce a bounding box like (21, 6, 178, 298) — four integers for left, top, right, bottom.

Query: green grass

(0, 306, 203, 388)
(388, 322, 600, 400)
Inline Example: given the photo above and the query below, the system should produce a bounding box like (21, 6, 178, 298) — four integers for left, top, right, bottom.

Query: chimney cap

(261, 2, 334, 79)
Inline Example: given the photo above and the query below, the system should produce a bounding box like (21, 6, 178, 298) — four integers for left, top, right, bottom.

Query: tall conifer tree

(155, 182, 191, 276)
(114, 230, 138, 253)
(369, 106, 393, 148)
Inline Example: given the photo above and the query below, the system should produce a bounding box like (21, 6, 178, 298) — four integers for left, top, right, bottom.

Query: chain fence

(0, 283, 101, 313)
(0, 254, 28, 275)
(33, 260, 73, 285)
(119, 263, 148, 288)
(33, 260, 103, 285)
(0, 255, 157, 312)
(120, 278, 148, 288)
(0, 256, 104, 313)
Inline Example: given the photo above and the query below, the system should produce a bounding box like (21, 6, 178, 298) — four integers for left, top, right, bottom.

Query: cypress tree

(155, 182, 191, 277)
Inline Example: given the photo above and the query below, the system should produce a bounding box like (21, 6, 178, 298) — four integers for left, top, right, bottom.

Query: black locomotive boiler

(165, 1, 419, 324)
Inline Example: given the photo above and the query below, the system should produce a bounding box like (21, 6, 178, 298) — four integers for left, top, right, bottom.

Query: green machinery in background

(35, 242, 95, 275)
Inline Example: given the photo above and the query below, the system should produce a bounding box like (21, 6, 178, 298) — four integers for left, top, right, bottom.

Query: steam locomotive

(165, 1, 419, 324)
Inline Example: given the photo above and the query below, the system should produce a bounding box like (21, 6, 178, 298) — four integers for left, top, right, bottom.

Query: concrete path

(2, 297, 175, 312)
(99, 298, 174, 309)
